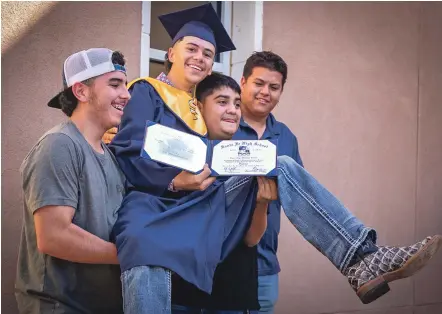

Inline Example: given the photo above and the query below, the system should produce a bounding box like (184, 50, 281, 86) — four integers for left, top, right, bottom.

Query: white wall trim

(230, 1, 264, 82)
(220, 1, 233, 75)
(150, 48, 165, 62)
(140, 1, 151, 77)
(254, 1, 264, 52)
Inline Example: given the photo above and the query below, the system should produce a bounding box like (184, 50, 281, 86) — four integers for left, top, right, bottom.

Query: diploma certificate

(211, 140, 276, 176)
(141, 121, 277, 176)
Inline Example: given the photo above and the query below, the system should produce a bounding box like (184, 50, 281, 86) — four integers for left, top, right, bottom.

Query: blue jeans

(258, 274, 279, 314)
(122, 266, 172, 314)
(122, 266, 259, 314)
(276, 155, 376, 272)
(122, 156, 376, 313)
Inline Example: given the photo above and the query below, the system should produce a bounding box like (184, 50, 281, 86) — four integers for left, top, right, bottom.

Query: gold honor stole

(127, 77, 207, 136)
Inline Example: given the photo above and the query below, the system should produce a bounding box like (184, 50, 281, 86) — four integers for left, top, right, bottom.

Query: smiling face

(240, 66, 284, 119)
(168, 36, 215, 86)
(73, 71, 130, 130)
(199, 86, 241, 140)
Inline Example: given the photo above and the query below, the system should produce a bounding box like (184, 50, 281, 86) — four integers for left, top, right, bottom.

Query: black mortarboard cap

(158, 3, 236, 53)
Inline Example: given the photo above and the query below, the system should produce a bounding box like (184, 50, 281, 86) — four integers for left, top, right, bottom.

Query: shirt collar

(157, 72, 195, 94)
(239, 113, 281, 138)
(156, 72, 174, 87)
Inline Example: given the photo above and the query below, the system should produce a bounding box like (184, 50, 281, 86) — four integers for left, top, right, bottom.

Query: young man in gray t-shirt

(15, 48, 130, 314)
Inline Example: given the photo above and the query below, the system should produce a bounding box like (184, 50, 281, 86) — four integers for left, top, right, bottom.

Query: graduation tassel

(188, 84, 199, 120)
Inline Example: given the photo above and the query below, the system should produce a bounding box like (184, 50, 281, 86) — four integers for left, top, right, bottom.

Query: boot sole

(356, 235, 442, 304)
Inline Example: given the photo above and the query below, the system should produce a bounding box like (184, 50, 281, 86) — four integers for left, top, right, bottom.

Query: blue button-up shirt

(232, 114, 303, 276)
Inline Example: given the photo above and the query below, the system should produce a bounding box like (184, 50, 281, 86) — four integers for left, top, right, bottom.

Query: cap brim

(47, 90, 64, 109)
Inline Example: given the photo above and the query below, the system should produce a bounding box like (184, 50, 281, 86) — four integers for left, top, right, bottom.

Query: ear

(207, 64, 213, 76)
(207, 57, 215, 76)
(71, 82, 89, 103)
(240, 76, 247, 91)
(167, 47, 175, 63)
(196, 100, 203, 112)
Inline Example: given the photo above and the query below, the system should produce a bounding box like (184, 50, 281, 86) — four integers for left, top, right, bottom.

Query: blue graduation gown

(109, 79, 257, 293)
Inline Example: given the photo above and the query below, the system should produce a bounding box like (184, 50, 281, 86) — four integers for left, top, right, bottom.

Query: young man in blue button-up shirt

(231, 51, 303, 313)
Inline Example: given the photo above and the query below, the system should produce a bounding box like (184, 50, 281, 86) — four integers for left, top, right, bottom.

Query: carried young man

(15, 48, 130, 314)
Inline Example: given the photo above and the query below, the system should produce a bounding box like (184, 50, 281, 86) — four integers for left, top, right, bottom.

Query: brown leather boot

(344, 235, 442, 304)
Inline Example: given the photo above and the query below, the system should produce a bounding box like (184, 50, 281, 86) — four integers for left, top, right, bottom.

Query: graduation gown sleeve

(109, 81, 182, 196)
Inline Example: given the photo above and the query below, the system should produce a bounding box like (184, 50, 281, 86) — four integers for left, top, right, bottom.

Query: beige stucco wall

(1, 2, 141, 312)
(1, 1, 56, 54)
(263, 2, 442, 314)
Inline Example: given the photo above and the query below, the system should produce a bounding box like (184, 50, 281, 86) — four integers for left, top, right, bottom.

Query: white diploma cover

(141, 121, 277, 176)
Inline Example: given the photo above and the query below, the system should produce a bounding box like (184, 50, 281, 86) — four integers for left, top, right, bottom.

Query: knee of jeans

(276, 155, 292, 172)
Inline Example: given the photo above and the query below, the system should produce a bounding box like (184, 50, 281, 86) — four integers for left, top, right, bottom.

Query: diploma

(210, 140, 277, 176)
(141, 121, 277, 176)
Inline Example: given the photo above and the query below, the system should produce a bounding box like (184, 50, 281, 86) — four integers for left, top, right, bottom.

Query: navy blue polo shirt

(232, 114, 303, 276)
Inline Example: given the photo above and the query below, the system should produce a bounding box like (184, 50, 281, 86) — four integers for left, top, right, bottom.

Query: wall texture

(1, 2, 141, 313)
(263, 2, 442, 314)
(2, 2, 442, 314)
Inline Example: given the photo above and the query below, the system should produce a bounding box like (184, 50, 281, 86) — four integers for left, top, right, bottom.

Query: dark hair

(59, 87, 77, 117)
(195, 73, 241, 104)
(59, 51, 126, 117)
(164, 52, 172, 74)
(111, 51, 126, 67)
(242, 51, 288, 88)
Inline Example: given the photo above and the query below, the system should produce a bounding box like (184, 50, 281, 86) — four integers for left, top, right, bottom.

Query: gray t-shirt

(15, 121, 126, 314)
